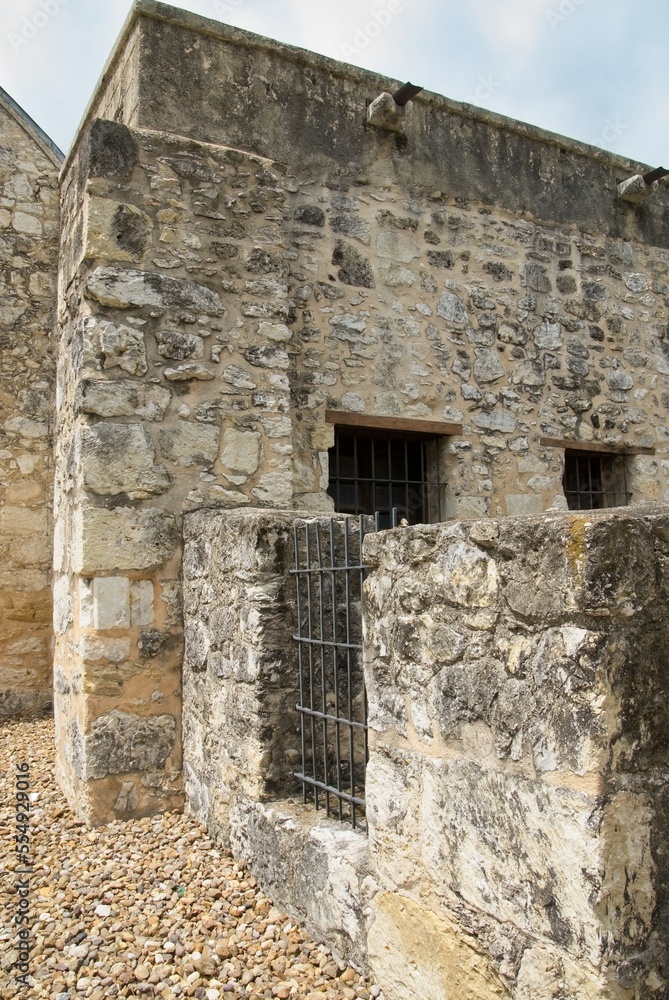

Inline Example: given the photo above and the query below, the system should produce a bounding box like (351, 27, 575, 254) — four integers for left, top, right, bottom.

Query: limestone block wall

(362, 505, 669, 1000)
(0, 91, 61, 717)
(182, 508, 373, 967)
(181, 503, 669, 999)
(55, 3, 669, 822)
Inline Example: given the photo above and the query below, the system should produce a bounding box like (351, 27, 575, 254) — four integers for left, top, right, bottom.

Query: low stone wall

(183, 504, 669, 999)
(363, 504, 669, 1000)
(182, 508, 373, 967)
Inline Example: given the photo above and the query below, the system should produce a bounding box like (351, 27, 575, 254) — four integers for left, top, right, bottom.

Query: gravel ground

(1, 718, 378, 1000)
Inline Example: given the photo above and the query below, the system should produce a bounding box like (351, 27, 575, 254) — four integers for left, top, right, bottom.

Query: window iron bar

(292, 514, 375, 830)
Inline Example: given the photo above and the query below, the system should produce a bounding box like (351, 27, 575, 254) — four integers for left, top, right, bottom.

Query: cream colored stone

(3, 416, 49, 438)
(601, 792, 655, 944)
(92, 577, 131, 630)
(77, 636, 132, 664)
(80, 423, 171, 498)
(431, 540, 499, 607)
(12, 210, 42, 235)
(376, 231, 421, 262)
(257, 321, 292, 342)
(505, 494, 543, 516)
(516, 946, 608, 1000)
(78, 578, 94, 628)
(71, 506, 178, 574)
(78, 379, 171, 420)
(159, 421, 220, 467)
(251, 472, 293, 506)
(0, 505, 47, 536)
(85, 198, 153, 262)
(53, 574, 73, 635)
(82, 318, 148, 376)
(368, 893, 509, 1000)
(220, 428, 261, 476)
(130, 580, 155, 627)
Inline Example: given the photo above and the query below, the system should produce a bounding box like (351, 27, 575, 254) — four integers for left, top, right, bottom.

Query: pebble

(0, 719, 379, 999)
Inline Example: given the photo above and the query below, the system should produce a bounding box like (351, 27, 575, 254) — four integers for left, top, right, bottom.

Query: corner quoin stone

(71, 506, 179, 574)
(84, 710, 176, 779)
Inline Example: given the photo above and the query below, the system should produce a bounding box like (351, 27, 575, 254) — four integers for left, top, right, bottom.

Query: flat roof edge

(0, 86, 64, 165)
(64, 0, 662, 185)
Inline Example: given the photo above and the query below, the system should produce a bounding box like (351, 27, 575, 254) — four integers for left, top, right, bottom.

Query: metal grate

(563, 450, 630, 510)
(291, 515, 384, 830)
(327, 427, 443, 530)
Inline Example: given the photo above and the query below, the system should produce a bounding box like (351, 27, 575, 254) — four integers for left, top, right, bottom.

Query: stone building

(0, 86, 61, 718)
(1, 3, 669, 996)
(45, 0, 668, 824)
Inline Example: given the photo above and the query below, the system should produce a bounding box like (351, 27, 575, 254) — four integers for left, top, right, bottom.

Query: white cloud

(468, 0, 558, 53)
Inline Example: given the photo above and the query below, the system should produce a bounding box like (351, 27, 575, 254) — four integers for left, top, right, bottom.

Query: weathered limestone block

(71, 506, 178, 574)
(363, 504, 669, 998)
(183, 509, 301, 804)
(228, 800, 371, 968)
(163, 364, 215, 381)
(158, 421, 220, 466)
(79, 423, 171, 498)
(368, 893, 510, 1000)
(84, 710, 176, 778)
(84, 197, 153, 262)
(81, 318, 148, 376)
(156, 329, 204, 360)
(85, 265, 224, 314)
(220, 427, 261, 478)
(78, 378, 171, 420)
(91, 577, 131, 630)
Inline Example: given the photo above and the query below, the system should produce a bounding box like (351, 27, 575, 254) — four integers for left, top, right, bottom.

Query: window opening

(327, 426, 443, 530)
(562, 450, 629, 510)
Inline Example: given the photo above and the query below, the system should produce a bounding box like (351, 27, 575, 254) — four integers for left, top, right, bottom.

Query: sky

(0, 0, 667, 167)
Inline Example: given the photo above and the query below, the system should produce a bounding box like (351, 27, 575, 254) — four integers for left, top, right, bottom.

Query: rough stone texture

(182, 508, 373, 969)
(53, 2, 669, 830)
(0, 91, 60, 718)
(182, 509, 299, 811)
(362, 503, 669, 1000)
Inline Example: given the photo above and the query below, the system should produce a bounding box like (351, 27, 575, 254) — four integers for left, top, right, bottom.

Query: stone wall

(363, 505, 669, 1000)
(182, 508, 373, 968)
(54, 2, 669, 820)
(0, 90, 61, 718)
(181, 504, 669, 1000)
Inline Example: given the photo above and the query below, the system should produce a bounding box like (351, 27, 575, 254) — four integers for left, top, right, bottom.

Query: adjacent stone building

(0, 87, 61, 718)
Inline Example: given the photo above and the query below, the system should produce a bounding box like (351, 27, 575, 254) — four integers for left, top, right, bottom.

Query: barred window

(327, 426, 444, 529)
(562, 450, 629, 510)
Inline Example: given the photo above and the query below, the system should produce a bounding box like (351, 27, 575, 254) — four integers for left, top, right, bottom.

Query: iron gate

(292, 513, 396, 829)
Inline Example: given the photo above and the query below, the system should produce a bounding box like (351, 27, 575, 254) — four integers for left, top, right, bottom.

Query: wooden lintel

(325, 411, 462, 437)
(539, 436, 656, 457)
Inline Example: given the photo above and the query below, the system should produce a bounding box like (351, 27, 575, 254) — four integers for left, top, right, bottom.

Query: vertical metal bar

(387, 437, 392, 524)
(304, 522, 319, 810)
(294, 523, 307, 805)
(329, 518, 343, 821)
(435, 438, 442, 522)
(359, 514, 368, 813)
(622, 455, 629, 506)
(334, 430, 340, 515)
(353, 432, 359, 515)
(315, 522, 330, 816)
(404, 438, 409, 522)
(343, 517, 356, 827)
